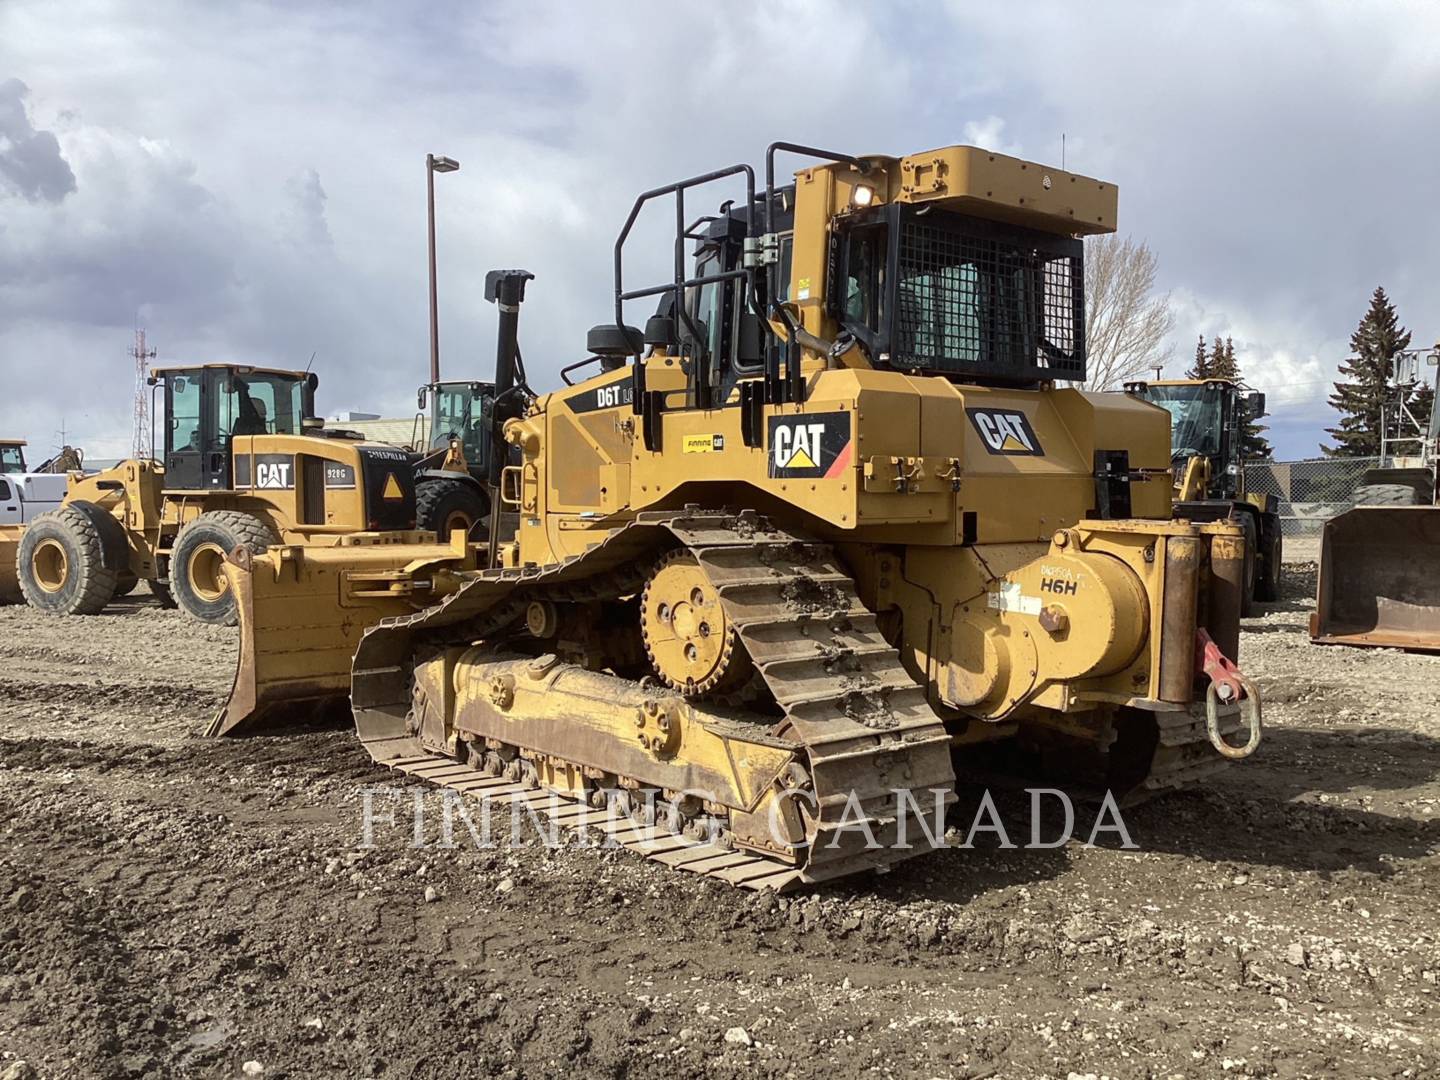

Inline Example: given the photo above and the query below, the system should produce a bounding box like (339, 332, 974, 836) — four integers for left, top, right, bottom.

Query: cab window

(224, 373, 304, 437)
(842, 227, 884, 332)
(433, 387, 488, 460)
(685, 252, 724, 362)
(170, 375, 202, 453)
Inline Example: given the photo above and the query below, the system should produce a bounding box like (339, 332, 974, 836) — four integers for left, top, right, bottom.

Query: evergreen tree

(1324, 286, 1412, 457)
(1241, 393, 1273, 461)
(1210, 336, 1240, 381)
(1186, 334, 1211, 379)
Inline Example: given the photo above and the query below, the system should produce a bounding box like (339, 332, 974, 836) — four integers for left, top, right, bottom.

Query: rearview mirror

(1245, 390, 1267, 418)
(417, 386, 428, 410)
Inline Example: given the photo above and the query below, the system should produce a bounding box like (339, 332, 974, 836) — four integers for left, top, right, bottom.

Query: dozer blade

(0, 525, 21, 604)
(1311, 505, 1440, 652)
(211, 535, 477, 736)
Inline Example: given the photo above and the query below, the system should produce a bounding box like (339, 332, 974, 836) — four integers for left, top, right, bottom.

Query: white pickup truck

(0, 440, 71, 525)
(0, 472, 69, 525)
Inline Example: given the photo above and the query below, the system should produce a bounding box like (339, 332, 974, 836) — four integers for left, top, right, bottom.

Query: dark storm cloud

(0, 0, 1436, 459)
(0, 77, 76, 202)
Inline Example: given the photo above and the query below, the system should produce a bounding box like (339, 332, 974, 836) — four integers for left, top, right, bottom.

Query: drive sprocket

(640, 548, 757, 700)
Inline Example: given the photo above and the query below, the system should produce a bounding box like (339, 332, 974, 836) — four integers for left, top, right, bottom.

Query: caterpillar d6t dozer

(217, 142, 1262, 888)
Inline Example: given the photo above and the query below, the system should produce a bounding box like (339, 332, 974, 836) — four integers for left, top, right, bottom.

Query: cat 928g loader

(15, 364, 430, 624)
(215, 142, 1262, 889)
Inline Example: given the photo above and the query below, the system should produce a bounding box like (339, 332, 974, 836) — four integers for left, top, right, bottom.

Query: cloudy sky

(2, 0, 1437, 461)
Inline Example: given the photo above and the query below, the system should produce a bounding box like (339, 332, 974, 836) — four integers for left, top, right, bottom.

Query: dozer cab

(1125, 378, 1282, 609)
(15, 363, 429, 624)
(411, 378, 498, 539)
(1312, 351, 1440, 651)
(217, 142, 1262, 889)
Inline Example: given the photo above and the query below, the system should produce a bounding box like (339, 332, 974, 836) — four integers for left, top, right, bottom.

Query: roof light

(851, 183, 875, 208)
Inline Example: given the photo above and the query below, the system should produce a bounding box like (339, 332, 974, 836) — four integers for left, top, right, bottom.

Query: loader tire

(172, 511, 279, 625)
(17, 505, 119, 616)
(1351, 483, 1421, 507)
(416, 478, 489, 541)
(1255, 517, 1283, 602)
(1238, 514, 1258, 616)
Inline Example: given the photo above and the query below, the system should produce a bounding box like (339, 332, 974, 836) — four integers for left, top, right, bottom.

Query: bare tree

(1082, 234, 1175, 390)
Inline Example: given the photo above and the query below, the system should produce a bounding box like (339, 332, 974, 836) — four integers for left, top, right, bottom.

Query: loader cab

(418, 380, 495, 476)
(1127, 380, 1262, 500)
(0, 441, 26, 475)
(157, 365, 318, 491)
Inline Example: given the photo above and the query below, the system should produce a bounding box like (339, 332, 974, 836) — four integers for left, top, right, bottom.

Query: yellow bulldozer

(215, 142, 1263, 888)
(14, 363, 427, 624)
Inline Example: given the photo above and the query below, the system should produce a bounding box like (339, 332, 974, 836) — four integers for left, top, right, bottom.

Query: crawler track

(350, 510, 956, 888)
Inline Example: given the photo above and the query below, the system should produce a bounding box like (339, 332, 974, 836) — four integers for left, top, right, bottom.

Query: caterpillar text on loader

(1125, 378, 1283, 611)
(16, 364, 429, 624)
(1312, 349, 1440, 651)
(216, 142, 1262, 889)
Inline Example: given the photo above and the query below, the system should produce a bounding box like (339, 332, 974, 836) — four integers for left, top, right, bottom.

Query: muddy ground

(0, 554, 1437, 1080)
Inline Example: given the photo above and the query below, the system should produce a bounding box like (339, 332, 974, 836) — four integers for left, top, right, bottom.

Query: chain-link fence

(1243, 456, 1381, 536)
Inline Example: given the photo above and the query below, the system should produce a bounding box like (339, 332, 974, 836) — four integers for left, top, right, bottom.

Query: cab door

(201, 368, 236, 489)
(164, 370, 205, 490)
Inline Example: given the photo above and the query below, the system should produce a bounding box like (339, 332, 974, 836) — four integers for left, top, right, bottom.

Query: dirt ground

(1, 553, 1437, 1080)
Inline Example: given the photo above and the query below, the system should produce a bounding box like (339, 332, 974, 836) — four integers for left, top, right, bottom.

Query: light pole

(426, 153, 460, 386)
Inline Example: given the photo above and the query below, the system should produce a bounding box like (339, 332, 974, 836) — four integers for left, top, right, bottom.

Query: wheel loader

(1312, 351, 1440, 651)
(411, 379, 499, 539)
(1124, 378, 1283, 610)
(15, 363, 429, 624)
(214, 142, 1263, 889)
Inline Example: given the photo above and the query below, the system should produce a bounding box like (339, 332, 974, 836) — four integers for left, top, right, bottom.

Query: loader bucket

(210, 535, 476, 736)
(1311, 506, 1440, 652)
(0, 526, 21, 604)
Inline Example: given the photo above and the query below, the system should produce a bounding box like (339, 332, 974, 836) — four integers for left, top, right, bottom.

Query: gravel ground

(0, 562, 1437, 1079)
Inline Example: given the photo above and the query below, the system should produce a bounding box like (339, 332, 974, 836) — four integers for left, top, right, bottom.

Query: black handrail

(609, 146, 869, 410)
(612, 163, 756, 346)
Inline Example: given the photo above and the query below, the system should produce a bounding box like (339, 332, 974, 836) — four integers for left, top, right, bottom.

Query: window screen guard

(846, 205, 1086, 384)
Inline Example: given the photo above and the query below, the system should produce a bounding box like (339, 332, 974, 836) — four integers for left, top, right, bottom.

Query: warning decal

(966, 408, 1043, 457)
(381, 473, 405, 500)
(767, 411, 852, 479)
